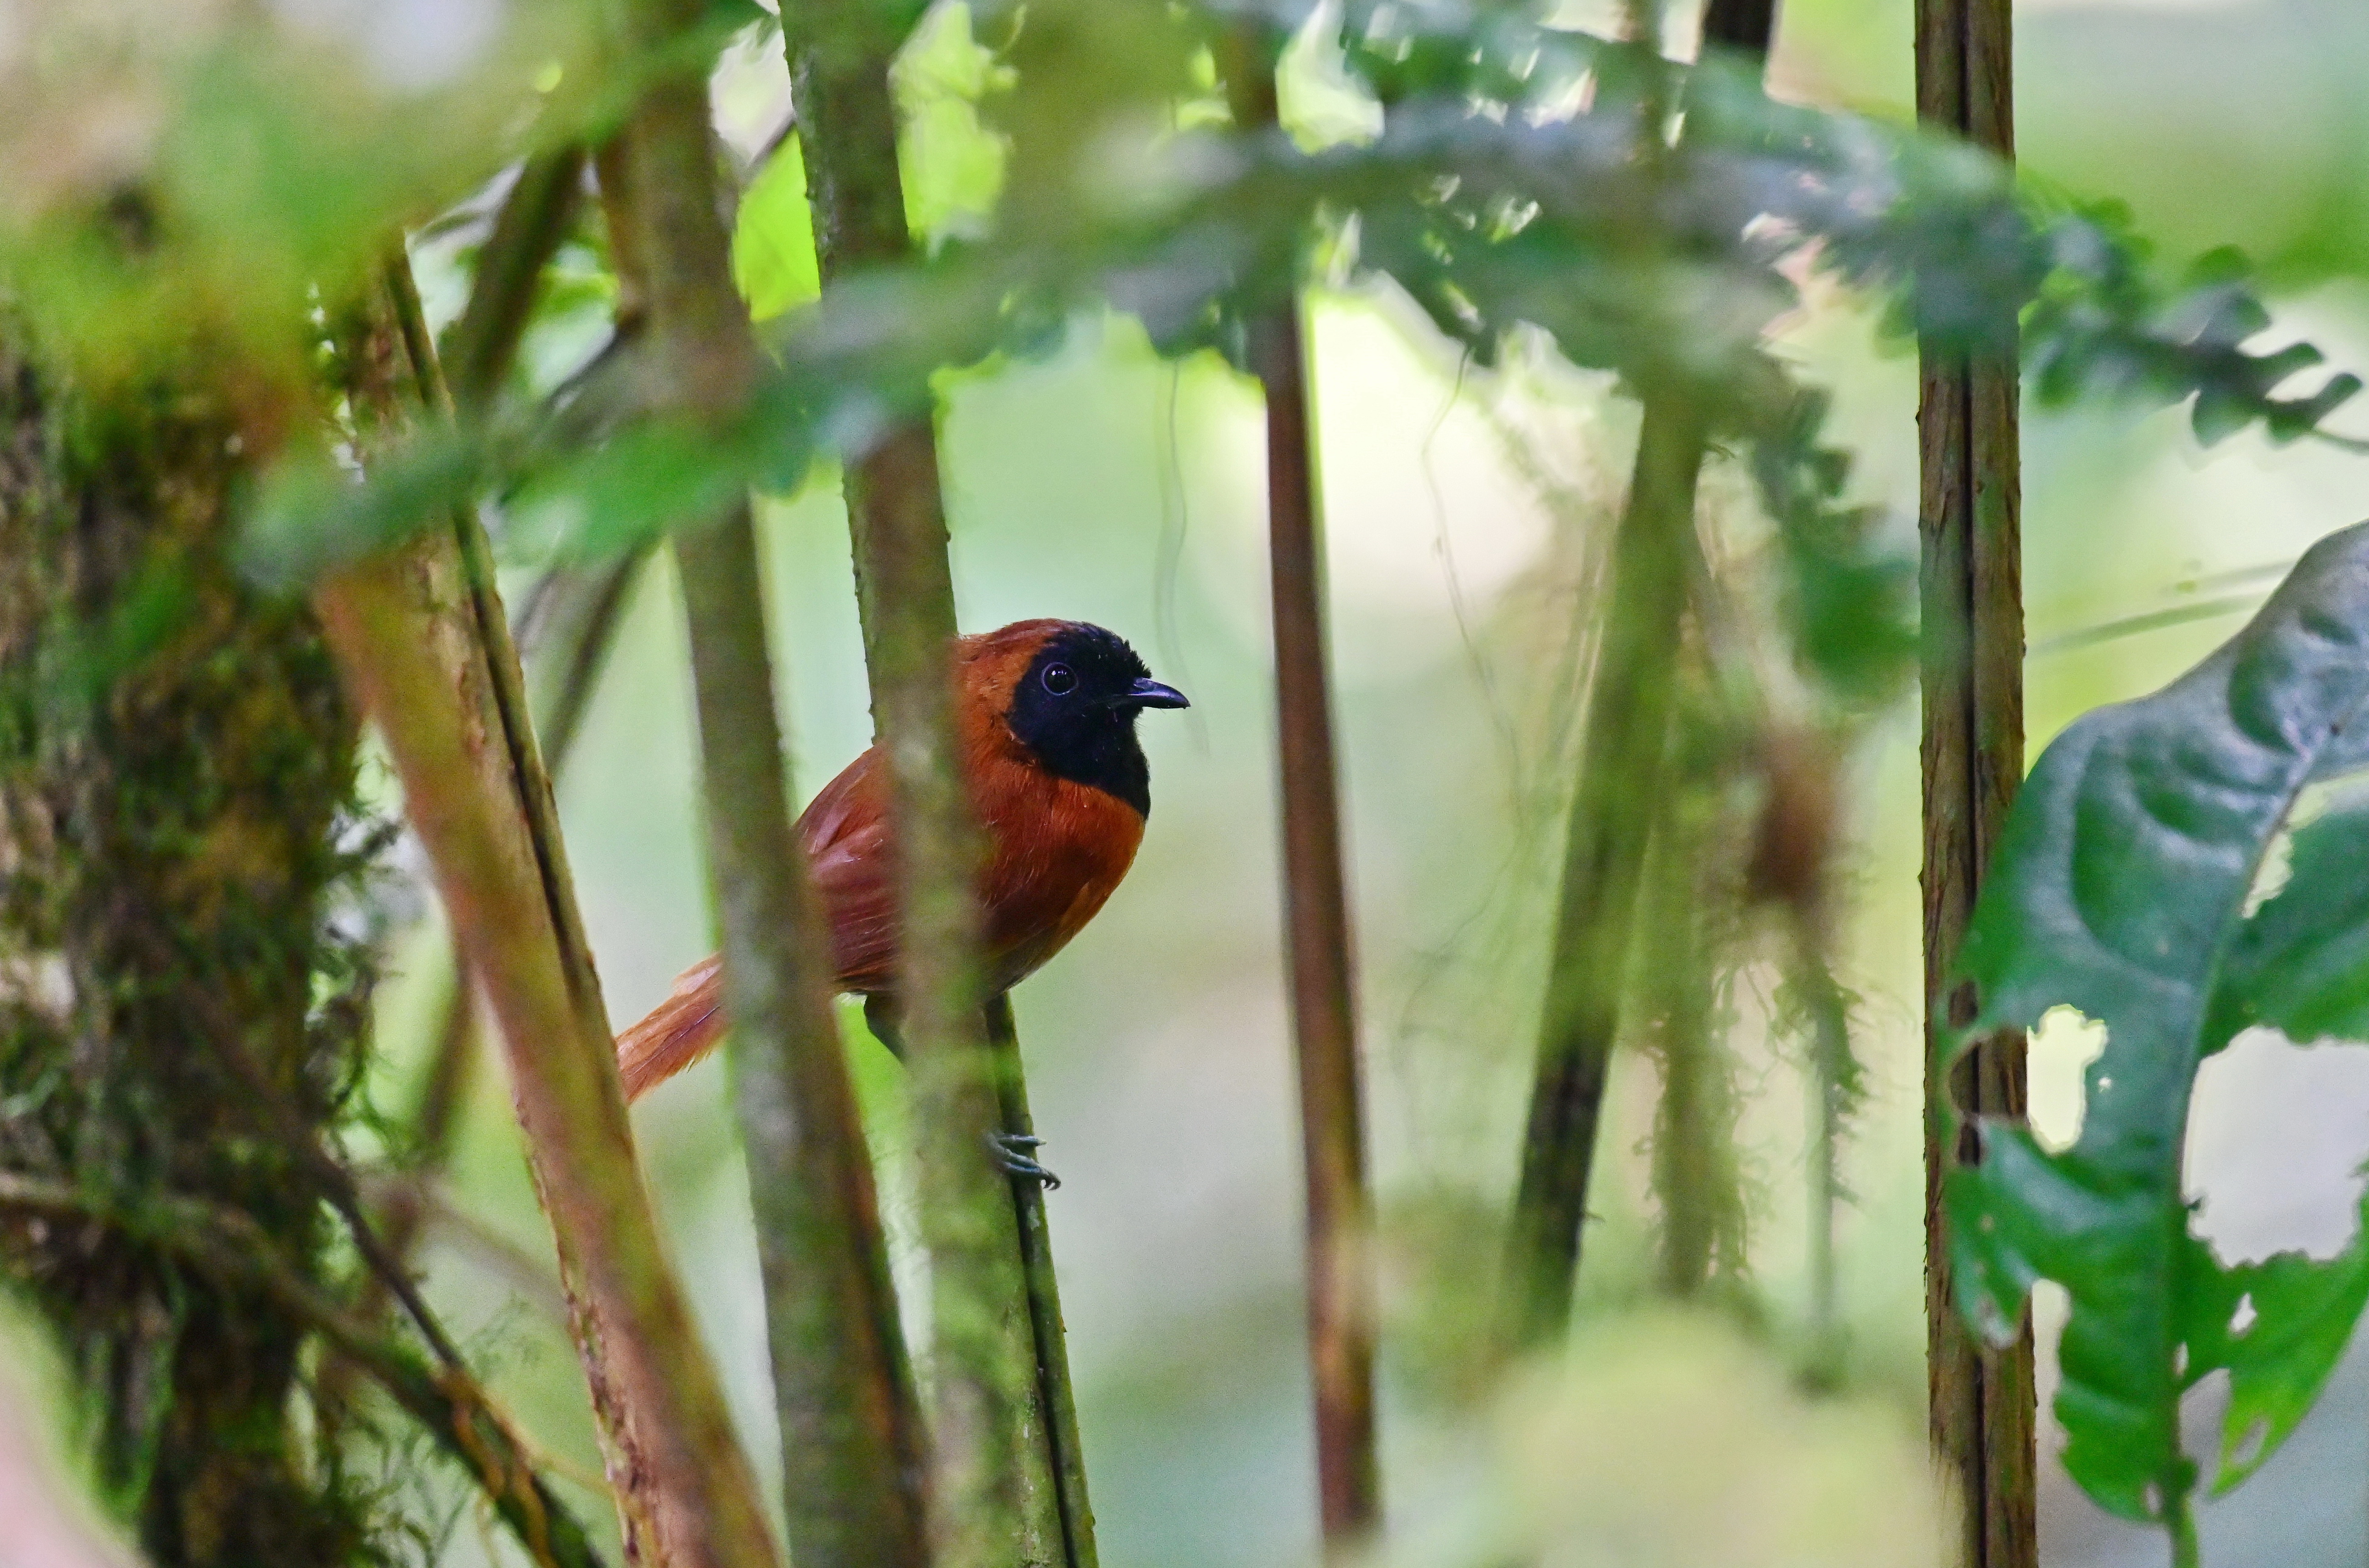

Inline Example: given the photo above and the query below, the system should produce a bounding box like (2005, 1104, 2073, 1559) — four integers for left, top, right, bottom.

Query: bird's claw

(989, 1131, 1060, 1190)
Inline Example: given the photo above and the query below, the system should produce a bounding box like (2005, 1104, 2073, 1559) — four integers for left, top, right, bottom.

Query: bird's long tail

(616, 955, 726, 1102)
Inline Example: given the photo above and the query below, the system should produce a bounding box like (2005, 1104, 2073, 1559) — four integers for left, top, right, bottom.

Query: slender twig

(784, 5, 1072, 1565)
(358, 1172, 574, 1325)
(1500, 0, 1777, 1351)
(1917, 0, 2037, 1557)
(0, 1173, 608, 1568)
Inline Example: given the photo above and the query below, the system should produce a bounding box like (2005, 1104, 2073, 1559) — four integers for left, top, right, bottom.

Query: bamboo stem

(783, 7, 1075, 1564)
(1917, 0, 2037, 1557)
(604, 5, 934, 1562)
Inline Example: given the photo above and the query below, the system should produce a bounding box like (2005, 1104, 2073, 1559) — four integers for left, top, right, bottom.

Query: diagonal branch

(323, 251, 778, 1568)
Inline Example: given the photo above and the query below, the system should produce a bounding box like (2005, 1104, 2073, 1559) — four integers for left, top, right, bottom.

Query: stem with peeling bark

(322, 234, 779, 1568)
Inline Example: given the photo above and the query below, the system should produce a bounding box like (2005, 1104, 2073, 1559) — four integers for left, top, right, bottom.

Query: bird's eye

(1041, 662, 1078, 696)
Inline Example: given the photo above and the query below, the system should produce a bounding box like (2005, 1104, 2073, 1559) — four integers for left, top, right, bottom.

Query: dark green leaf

(1944, 519, 2369, 1525)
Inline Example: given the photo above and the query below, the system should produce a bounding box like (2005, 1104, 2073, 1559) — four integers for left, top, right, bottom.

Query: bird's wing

(798, 745, 900, 994)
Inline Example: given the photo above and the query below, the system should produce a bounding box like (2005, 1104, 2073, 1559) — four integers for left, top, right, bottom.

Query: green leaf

(731, 138, 822, 322)
(1944, 519, 2369, 1527)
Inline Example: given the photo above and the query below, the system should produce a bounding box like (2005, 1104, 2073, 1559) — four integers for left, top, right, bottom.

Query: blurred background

(15, 0, 2369, 1563)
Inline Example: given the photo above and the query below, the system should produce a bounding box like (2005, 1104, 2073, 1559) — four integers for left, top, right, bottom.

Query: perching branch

(987, 994, 1099, 1568)
(607, 16, 933, 1559)
(784, 5, 1076, 1566)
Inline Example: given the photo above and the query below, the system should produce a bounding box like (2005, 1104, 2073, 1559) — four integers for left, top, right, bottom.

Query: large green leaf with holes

(1944, 518, 2369, 1532)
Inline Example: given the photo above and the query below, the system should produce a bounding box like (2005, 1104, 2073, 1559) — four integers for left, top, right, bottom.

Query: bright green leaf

(731, 138, 822, 322)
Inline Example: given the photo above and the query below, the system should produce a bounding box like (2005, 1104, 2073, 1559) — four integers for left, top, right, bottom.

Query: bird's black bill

(1124, 677, 1190, 710)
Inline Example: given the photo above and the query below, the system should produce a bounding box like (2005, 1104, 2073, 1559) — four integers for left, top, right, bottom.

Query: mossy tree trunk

(0, 331, 380, 1567)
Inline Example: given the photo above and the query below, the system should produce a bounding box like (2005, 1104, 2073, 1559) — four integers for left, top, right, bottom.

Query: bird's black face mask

(1004, 623, 1188, 817)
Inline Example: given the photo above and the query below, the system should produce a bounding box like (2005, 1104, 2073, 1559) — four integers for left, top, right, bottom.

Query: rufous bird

(614, 619, 1188, 1136)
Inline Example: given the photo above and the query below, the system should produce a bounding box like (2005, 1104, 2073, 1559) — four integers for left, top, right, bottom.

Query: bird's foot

(989, 1131, 1060, 1190)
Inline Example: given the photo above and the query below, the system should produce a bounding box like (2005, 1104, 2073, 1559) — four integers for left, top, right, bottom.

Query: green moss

(0, 327, 395, 1568)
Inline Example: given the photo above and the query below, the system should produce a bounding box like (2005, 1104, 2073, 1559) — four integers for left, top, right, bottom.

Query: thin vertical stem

(607, 2, 931, 1561)
(1253, 304, 1382, 1548)
(1220, 31, 1382, 1549)
(1917, 0, 2037, 1559)
(782, 9, 1066, 1564)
